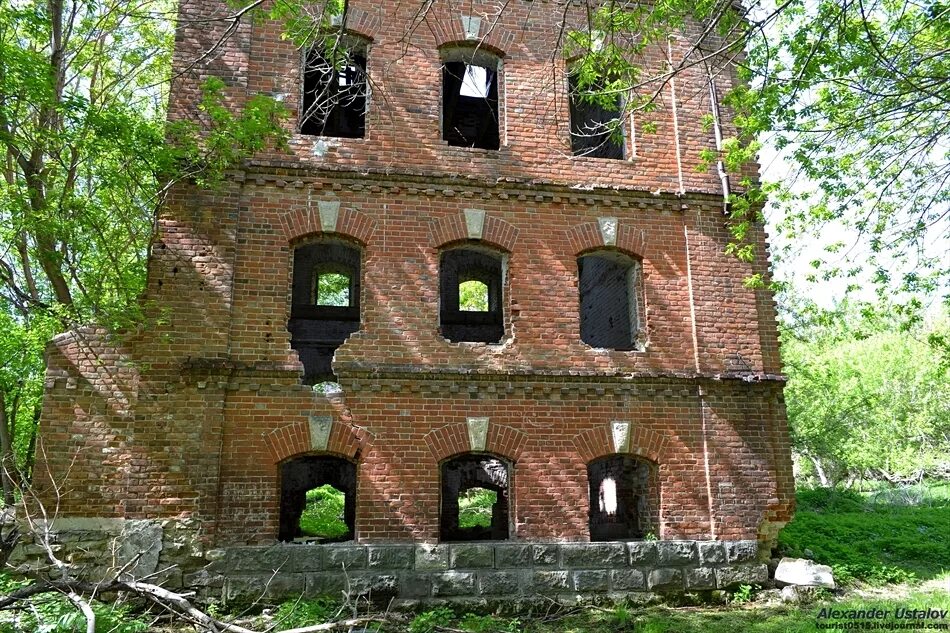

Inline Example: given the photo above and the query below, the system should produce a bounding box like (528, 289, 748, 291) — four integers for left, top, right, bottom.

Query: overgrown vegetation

(298, 484, 348, 540)
(458, 487, 495, 529)
(779, 483, 950, 585)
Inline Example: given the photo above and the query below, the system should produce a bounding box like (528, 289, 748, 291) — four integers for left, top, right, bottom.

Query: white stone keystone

(467, 417, 489, 451)
(611, 421, 631, 453)
(599, 217, 619, 246)
(309, 415, 333, 451)
(464, 209, 487, 239)
(318, 200, 340, 233)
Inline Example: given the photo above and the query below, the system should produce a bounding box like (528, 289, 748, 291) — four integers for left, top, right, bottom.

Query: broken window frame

(300, 33, 370, 138)
(440, 47, 504, 150)
(288, 238, 362, 384)
(440, 453, 511, 542)
(577, 249, 646, 351)
(279, 454, 357, 543)
(587, 455, 659, 541)
(439, 244, 506, 343)
(567, 69, 626, 159)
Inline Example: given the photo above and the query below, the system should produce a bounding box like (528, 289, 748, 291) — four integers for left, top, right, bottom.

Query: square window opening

(443, 61, 500, 150)
(569, 73, 624, 159)
(301, 44, 367, 138)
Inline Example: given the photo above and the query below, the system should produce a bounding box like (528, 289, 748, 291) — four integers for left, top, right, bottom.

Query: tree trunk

(0, 393, 16, 506)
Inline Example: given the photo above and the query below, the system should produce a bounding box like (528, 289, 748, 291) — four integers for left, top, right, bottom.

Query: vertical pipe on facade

(667, 39, 685, 195)
(707, 74, 732, 214)
(684, 222, 717, 539)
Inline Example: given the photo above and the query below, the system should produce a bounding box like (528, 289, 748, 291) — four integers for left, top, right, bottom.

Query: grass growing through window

(459, 487, 495, 528)
(298, 484, 349, 539)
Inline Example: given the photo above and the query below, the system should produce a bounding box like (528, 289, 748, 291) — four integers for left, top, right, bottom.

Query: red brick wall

(34, 0, 793, 546)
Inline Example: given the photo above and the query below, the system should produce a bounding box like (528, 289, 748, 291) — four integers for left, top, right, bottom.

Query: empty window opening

(441, 455, 510, 541)
(459, 279, 489, 312)
(569, 73, 624, 159)
(279, 456, 356, 542)
(578, 251, 643, 350)
(442, 60, 500, 149)
(289, 240, 361, 383)
(440, 247, 504, 343)
(588, 455, 658, 541)
(301, 43, 367, 138)
(315, 271, 351, 306)
(459, 487, 496, 528)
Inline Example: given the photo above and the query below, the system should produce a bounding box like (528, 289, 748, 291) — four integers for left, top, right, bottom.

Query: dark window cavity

(288, 240, 361, 383)
(440, 247, 504, 343)
(442, 56, 500, 150)
(441, 454, 510, 541)
(587, 455, 657, 541)
(301, 41, 367, 138)
(279, 455, 356, 542)
(578, 251, 643, 350)
(569, 73, 624, 159)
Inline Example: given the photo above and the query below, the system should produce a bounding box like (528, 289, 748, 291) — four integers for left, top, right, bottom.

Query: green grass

(779, 482, 950, 584)
(298, 484, 349, 540)
(459, 487, 495, 529)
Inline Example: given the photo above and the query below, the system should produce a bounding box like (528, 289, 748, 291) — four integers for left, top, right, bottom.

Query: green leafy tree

(0, 0, 287, 499)
(782, 301, 950, 486)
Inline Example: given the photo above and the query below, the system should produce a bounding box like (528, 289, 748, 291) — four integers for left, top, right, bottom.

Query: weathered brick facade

(31, 0, 794, 596)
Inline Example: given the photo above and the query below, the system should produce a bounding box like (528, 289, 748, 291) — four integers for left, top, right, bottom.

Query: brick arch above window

(572, 422, 666, 465)
(429, 211, 518, 252)
(566, 220, 647, 260)
(279, 203, 377, 246)
(335, 7, 382, 42)
(264, 418, 373, 464)
(423, 421, 527, 463)
(427, 9, 513, 55)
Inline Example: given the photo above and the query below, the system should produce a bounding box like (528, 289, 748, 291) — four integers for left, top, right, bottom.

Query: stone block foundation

(9, 518, 767, 604)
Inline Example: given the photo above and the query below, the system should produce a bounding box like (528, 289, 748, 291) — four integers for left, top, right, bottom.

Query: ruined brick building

(30, 0, 795, 601)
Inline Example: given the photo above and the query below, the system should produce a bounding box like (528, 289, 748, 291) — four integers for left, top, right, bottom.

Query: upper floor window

(301, 37, 368, 138)
(442, 49, 501, 150)
(288, 239, 361, 383)
(440, 246, 505, 343)
(578, 251, 644, 350)
(568, 71, 624, 159)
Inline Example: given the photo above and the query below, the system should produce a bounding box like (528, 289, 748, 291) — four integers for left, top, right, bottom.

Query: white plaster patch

(599, 217, 619, 246)
(460, 15, 481, 40)
(318, 200, 340, 233)
(309, 415, 333, 451)
(467, 417, 489, 451)
(464, 209, 487, 239)
(611, 421, 630, 453)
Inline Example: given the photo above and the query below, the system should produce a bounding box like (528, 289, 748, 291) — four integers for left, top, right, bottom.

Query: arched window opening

(301, 37, 368, 138)
(441, 455, 510, 541)
(587, 455, 658, 541)
(289, 240, 361, 383)
(440, 246, 504, 343)
(578, 251, 644, 350)
(280, 456, 356, 542)
(459, 279, 489, 312)
(568, 71, 624, 159)
(442, 49, 501, 150)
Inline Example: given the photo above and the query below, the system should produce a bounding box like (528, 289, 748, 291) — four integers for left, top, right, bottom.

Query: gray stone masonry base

(8, 519, 767, 604)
